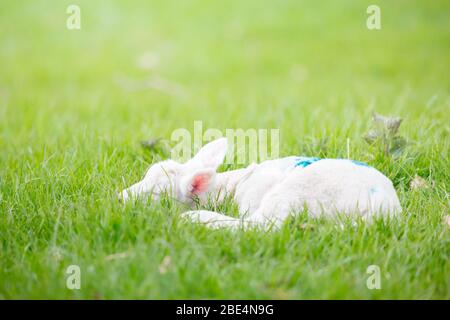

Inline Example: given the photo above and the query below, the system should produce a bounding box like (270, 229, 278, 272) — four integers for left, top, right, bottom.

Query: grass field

(0, 0, 449, 299)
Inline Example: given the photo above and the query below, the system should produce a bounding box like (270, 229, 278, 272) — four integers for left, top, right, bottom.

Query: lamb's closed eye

(120, 138, 227, 204)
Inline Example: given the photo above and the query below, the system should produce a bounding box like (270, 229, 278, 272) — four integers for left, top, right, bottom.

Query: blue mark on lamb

(295, 157, 370, 168)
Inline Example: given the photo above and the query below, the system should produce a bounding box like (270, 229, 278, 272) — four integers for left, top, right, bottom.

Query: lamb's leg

(180, 210, 276, 230)
(181, 179, 294, 231)
(180, 210, 240, 229)
(244, 184, 305, 229)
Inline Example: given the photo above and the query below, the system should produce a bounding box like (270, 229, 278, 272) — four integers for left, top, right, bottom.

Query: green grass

(0, 0, 449, 299)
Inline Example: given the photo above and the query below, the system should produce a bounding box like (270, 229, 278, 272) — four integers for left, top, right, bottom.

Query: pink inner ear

(191, 174, 210, 195)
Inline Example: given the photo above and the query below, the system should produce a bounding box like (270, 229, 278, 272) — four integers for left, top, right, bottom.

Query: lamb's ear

(181, 169, 216, 197)
(189, 138, 228, 169)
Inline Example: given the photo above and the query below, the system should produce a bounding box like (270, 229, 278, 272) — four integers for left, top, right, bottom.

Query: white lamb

(120, 138, 401, 230)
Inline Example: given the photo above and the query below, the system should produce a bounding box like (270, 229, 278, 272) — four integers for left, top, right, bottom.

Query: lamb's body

(183, 157, 401, 229)
(121, 138, 401, 230)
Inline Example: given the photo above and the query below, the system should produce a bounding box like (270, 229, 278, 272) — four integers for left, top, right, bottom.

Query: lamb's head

(120, 138, 228, 204)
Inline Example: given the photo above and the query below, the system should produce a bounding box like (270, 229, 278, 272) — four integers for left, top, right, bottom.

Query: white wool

(121, 138, 402, 230)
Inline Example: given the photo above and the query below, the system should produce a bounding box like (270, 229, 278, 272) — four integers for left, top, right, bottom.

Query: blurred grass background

(0, 0, 449, 299)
